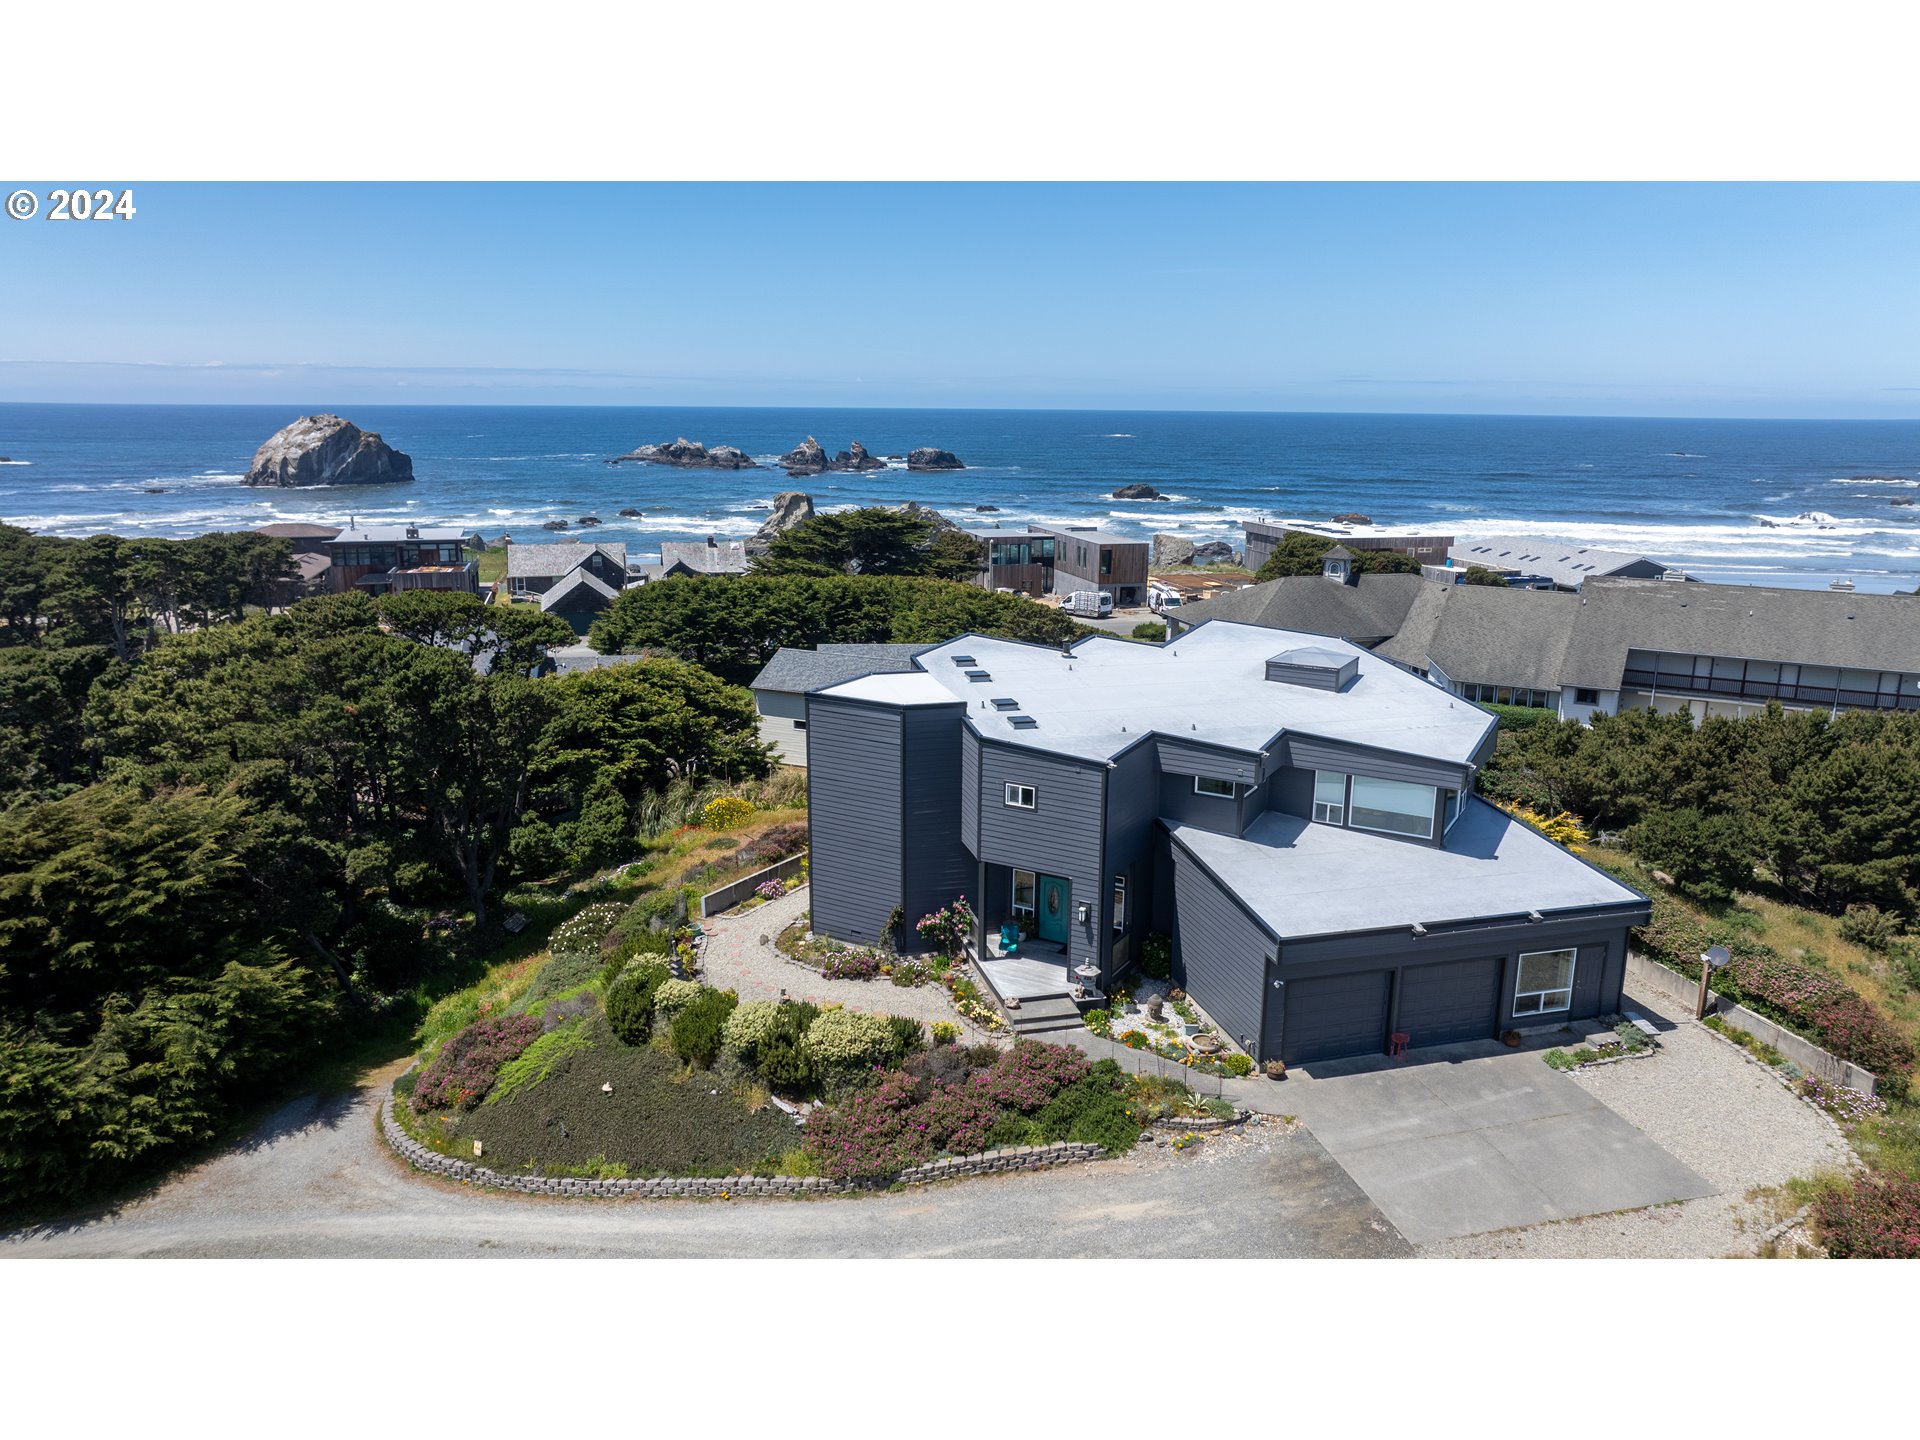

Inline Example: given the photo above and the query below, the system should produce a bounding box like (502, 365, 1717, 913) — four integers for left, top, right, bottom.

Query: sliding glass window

(1349, 775, 1436, 839)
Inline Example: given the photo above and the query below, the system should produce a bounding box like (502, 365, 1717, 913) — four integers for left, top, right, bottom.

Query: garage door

(1283, 971, 1391, 1063)
(1396, 956, 1502, 1049)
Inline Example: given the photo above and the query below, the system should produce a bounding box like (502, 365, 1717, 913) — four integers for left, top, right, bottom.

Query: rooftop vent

(989, 697, 1019, 711)
(1007, 714, 1039, 730)
(965, 669, 991, 682)
(1265, 645, 1359, 692)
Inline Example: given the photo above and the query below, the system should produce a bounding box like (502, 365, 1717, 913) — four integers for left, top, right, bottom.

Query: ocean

(2, 403, 1918, 592)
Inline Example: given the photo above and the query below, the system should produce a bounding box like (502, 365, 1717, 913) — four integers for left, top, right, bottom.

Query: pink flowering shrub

(980, 1039, 1090, 1111)
(915, 896, 977, 957)
(1811, 1175, 1920, 1258)
(1724, 950, 1915, 1079)
(754, 877, 789, 902)
(414, 1014, 543, 1112)
(819, 950, 883, 982)
(805, 1071, 924, 1180)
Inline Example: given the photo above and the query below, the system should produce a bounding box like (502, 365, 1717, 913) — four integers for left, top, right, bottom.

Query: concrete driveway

(1278, 1040, 1714, 1244)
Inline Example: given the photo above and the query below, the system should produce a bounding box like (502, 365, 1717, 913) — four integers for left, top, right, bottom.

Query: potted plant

(1264, 1058, 1287, 1081)
(1502, 1029, 1523, 1048)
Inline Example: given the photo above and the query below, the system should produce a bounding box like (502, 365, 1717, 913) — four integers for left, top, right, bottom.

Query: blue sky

(2, 182, 1916, 416)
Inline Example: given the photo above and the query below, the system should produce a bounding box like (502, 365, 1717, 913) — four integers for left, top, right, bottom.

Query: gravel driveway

(0, 1065, 1405, 1259)
(1423, 989, 1855, 1258)
(699, 886, 998, 1042)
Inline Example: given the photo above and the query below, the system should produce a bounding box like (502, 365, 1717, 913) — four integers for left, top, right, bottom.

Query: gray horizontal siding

(1168, 835, 1275, 1057)
(805, 696, 904, 947)
(1285, 733, 1473, 790)
(975, 739, 1107, 978)
(1154, 735, 1264, 785)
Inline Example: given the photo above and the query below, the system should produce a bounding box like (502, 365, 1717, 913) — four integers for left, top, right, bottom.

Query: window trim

(1514, 948, 1577, 1016)
(1311, 769, 1347, 826)
(1193, 775, 1235, 798)
(1004, 782, 1036, 810)
(1111, 875, 1127, 933)
(1012, 868, 1036, 919)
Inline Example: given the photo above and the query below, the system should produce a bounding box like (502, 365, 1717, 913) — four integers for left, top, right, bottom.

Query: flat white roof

(816, 671, 960, 707)
(827, 623, 1493, 765)
(1170, 801, 1644, 942)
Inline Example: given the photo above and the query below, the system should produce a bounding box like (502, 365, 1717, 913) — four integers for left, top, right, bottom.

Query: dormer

(1322, 544, 1355, 585)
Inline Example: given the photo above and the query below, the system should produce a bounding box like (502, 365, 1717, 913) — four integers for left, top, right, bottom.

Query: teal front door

(1036, 875, 1070, 944)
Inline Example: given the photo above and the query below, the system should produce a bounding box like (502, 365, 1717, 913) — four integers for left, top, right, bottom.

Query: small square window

(1194, 776, 1235, 798)
(1005, 783, 1036, 810)
(1575, 688, 1598, 706)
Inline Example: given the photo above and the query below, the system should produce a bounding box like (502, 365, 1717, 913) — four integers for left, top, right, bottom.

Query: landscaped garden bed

(392, 896, 1210, 1190)
(772, 900, 1005, 1033)
(1086, 984, 1255, 1078)
(1541, 1019, 1658, 1072)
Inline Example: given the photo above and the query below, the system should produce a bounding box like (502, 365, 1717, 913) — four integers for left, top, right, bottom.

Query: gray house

(805, 622, 1648, 1067)
(749, 643, 926, 765)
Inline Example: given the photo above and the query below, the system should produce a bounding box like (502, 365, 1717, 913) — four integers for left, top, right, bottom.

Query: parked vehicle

(1148, 582, 1184, 614)
(1063, 589, 1114, 617)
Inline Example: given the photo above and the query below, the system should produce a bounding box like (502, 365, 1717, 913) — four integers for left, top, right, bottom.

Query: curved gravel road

(2, 1062, 1408, 1259)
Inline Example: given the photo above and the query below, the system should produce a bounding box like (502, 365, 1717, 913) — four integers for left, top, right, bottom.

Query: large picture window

(1312, 770, 1346, 824)
(1349, 775, 1436, 839)
(1514, 949, 1576, 1016)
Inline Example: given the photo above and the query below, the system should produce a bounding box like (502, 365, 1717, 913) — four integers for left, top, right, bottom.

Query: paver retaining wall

(700, 854, 808, 918)
(1625, 950, 1878, 1095)
(381, 1095, 1102, 1197)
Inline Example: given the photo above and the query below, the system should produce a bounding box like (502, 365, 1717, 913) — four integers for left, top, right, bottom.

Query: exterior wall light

(1075, 901, 1091, 923)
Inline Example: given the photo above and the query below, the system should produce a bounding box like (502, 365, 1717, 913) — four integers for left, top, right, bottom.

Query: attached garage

(1394, 955, 1503, 1049)
(1282, 971, 1391, 1063)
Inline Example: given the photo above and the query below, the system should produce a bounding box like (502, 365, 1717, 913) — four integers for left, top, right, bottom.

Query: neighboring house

(254, 522, 340, 600)
(1242, 518, 1454, 575)
(971, 525, 1151, 607)
(1435, 537, 1683, 590)
(545, 643, 643, 676)
(323, 524, 478, 595)
(1175, 570, 1920, 722)
(805, 622, 1648, 1067)
(748, 643, 926, 765)
(505, 540, 630, 633)
(655, 537, 750, 579)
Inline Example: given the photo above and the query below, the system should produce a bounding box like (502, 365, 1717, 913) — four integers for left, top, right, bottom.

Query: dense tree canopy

(1459, 566, 1510, 586)
(588, 573, 1087, 684)
(1482, 703, 1920, 916)
(0, 569, 772, 1211)
(752, 506, 986, 581)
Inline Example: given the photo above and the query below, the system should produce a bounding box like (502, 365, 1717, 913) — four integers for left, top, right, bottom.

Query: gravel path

(698, 886, 998, 1042)
(1422, 989, 1855, 1258)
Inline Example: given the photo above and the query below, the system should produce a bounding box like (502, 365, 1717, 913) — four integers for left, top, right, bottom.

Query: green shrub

(489, 1020, 594, 1103)
(722, 999, 783, 1060)
(1481, 702, 1556, 730)
(1840, 904, 1901, 953)
(756, 1001, 822, 1091)
(806, 1008, 897, 1077)
(1543, 1048, 1576, 1071)
(1223, 1053, 1253, 1077)
(1028, 1062, 1139, 1152)
(670, 990, 737, 1069)
(1131, 620, 1166, 642)
(1140, 932, 1173, 982)
(652, 978, 706, 1022)
(605, 962, 670, 1045)
(1083, 1007, 1112, 1038)
(1627, 808, 1755, 902)
(886, 1014, 926, 1061)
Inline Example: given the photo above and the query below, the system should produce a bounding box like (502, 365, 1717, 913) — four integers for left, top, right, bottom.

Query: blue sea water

(2, 403, 1918, 592)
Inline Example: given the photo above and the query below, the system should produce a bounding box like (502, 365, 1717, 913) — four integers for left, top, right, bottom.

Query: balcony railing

(1620, 668, 1919, 711)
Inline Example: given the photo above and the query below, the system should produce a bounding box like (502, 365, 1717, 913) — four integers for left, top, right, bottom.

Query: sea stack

(1112, 483, 1164, 500)
(609, 437, 758, 469)
(746, 491, 816, 556)
(778, 436, 829, 475)
(906, 447, 965, 471)
(243, 414, 414, 487)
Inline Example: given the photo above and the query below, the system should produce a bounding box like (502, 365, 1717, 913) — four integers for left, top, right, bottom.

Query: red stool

(1388, 1032, 1410, 1060)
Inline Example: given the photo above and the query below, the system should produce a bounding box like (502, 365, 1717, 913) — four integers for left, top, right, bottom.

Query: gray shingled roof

(750, 643, 928, 694)
(506, 541, 628, 579)
(661, 539, 749, 575)
(1373, 584, 1580, 690)
(1175, 573, 1426, 644)
(539, 566, 620, 611)
(1558, 576, 1920, 688)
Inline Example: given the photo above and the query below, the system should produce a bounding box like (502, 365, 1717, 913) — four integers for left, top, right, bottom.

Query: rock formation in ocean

(578, 515, 602, 526)
(1112, 483, 1164, 500)
(832, 441, 887, 472)
(1893, 497, 1915, 507)
(898, 500, 962, 533)
(1191, 540, 1238, 564)
(906, 447, 965, 471)
(243, 414, 414, 488)
(541, 519, 570, 531)
(1152, 533, 1196, 566)
(746, 492, 816, 556)
(779, 437, 828, 475)
(1330, 512, 1373, 525)
(609, 437, 758, 469)
(974, 504, 999, 512)
(618, 507, 643, 517)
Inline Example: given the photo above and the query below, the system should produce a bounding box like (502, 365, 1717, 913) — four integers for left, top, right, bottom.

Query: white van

(1063, 590, 1114, 618)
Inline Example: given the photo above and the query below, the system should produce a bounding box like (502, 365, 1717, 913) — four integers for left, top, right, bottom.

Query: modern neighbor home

(323, 524, 479, 596)
(803, 621, 1649, 1067)
(970, 524, 1151, 608)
